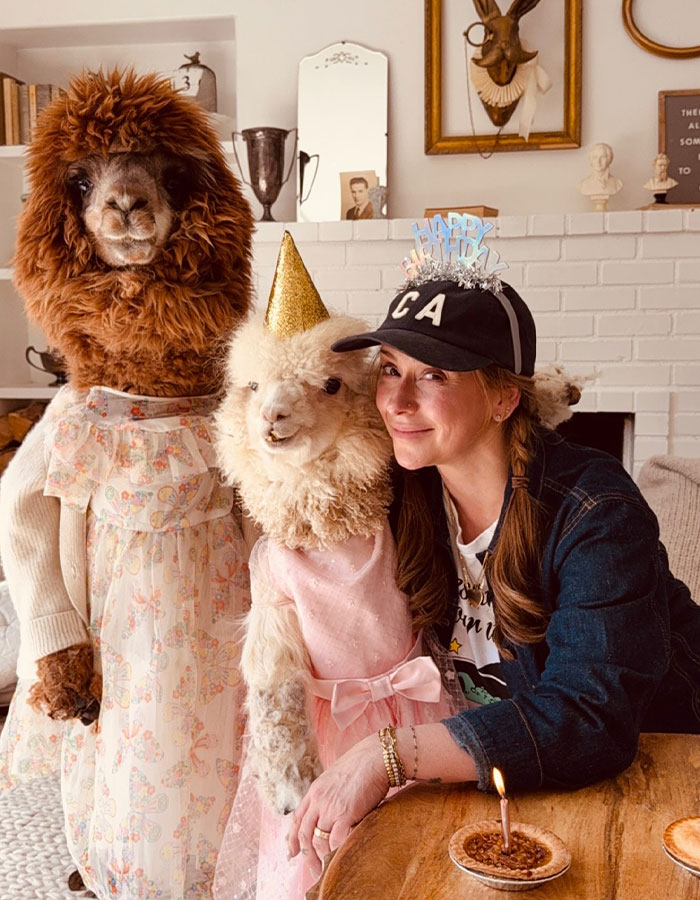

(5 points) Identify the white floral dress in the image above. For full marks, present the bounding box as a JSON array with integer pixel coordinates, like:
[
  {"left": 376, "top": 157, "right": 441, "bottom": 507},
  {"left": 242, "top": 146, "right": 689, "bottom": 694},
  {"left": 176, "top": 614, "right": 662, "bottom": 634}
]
[{"left": 0, "top": 387, "right": 250, "bottom": 899}]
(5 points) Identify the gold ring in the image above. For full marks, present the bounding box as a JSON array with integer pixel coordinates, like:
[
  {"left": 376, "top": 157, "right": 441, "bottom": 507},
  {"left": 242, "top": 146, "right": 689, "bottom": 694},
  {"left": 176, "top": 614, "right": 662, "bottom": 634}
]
[{"left": 313, "top": 826, "right": 331, "bottom": 840}]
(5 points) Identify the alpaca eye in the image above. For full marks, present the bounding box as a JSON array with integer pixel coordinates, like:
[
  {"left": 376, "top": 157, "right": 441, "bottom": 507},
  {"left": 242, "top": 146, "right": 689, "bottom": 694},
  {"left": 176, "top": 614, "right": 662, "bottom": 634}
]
[
  {"left": 248, "top": 382, "right": 258, "bottom": 392},
  {"left": 324, "top": 378, "right": 341, "bottom": 395},
  {"left": 67, "top": 173, "right": 92, "bottom": 197},
  {"left": 162, "top": 162, "right": 191, "bottom": 206},
  {"left": 164, "top": 175, "right": 183, "bottom": 197}
]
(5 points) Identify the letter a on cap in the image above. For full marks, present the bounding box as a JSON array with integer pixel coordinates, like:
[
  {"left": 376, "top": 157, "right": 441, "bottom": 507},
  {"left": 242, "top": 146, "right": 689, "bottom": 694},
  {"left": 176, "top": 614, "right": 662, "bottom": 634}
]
[{"left": 414, "top": 293, "right": 445, "bottom": 327}]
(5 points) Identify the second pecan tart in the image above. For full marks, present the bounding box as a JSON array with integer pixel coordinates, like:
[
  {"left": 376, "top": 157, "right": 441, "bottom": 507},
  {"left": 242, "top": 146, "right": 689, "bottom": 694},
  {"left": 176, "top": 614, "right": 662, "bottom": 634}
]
[{"left": 663, "top": 817, "right": 700, "bottom": 873}]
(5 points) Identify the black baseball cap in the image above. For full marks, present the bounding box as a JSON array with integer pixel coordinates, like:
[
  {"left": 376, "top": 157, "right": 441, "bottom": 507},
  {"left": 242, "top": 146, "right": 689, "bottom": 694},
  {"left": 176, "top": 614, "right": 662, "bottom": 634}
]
[{"left": 331, "top": 279, "right": 536, "bottom": 376}]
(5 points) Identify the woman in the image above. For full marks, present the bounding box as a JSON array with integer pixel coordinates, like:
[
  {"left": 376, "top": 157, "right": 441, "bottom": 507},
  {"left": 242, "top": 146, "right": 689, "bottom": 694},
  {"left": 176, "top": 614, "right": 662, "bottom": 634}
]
[{"left": 286, "top": 270, "right": 700, "bottom": 878}]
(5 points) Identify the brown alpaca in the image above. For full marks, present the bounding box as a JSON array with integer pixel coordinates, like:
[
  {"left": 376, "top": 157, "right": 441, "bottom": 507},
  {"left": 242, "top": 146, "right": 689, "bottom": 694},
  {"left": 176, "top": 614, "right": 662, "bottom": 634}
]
[
  {"left": 13, "top": 69, "right": 252, "bottom": 721},
  {"left": 1, "top": 69, "right": 254, "bottom": 899},
  {"left": 15, "top": 68, "right": 253, "bottom": 397}
]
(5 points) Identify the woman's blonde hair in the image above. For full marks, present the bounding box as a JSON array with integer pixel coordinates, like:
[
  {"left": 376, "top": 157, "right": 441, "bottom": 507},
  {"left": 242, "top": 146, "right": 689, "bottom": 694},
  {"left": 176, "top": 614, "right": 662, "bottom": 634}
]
[{"left": 394, "top": 364, "right": 548, "bottom": 652}]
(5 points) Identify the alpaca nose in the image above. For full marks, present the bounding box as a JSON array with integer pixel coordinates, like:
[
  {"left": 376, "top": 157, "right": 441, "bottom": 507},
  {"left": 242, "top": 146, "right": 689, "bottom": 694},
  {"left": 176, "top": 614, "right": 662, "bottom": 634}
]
[
  {"left": 106, "top": 191, "right": 149, "bottom": 216},
  {"left": 260, "top": 384, "right": 296, "bottom": 424},
  {"left": 261, "top": 404, "right": 289, "bottom": 424}
]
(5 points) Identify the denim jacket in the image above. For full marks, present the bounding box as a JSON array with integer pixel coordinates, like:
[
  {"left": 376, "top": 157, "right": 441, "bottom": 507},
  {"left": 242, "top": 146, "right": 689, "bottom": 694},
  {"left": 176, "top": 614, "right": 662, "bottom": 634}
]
[{"left": 393, "top": 430, "right": 700, "bottom": 792}]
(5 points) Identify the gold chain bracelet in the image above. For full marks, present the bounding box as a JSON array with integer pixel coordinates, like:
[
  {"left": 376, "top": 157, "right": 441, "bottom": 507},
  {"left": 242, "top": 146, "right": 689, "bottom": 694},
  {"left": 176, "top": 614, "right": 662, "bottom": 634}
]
[{"left": 378, "top": 725, "right": 407, "bottom": 788}]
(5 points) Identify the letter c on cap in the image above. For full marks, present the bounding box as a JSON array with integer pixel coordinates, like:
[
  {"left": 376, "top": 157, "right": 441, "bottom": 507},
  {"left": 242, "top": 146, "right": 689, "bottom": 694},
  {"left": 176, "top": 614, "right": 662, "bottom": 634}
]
[{"left": 391, "top": 290, "right": 420, "bottom": 319}]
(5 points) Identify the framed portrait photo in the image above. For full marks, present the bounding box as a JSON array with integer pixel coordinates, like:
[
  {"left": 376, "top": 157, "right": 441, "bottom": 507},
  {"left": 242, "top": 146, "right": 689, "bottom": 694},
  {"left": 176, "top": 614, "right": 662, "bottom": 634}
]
[
  {"left": 425, "top": 0, "right": 582, "bottom": 154},
  {"left": 340, "top": 170, "right": 381, "bottom": 220}
]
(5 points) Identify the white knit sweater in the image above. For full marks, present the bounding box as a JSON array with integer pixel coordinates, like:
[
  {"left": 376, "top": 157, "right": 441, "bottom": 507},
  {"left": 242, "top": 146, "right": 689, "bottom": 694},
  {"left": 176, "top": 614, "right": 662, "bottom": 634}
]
[{"left": 0, "top": 388, "right": 90, "bottom": 679}]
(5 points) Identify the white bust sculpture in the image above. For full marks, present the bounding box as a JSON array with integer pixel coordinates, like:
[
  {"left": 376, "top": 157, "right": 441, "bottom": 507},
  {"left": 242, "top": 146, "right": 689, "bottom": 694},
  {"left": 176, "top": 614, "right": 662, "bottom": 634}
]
[
  {"left": 644, "top": 153, "right": 678, "bottom": 198},
  {"left": 579, "top": 142, "right": 623, "bottom": 211}
]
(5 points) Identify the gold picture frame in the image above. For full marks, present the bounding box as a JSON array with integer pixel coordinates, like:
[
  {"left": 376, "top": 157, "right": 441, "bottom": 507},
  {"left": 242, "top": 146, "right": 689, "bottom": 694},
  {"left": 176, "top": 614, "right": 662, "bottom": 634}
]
[
  {"left": 425, "top": 0, "right": 582, "bottom": 155},
  {"left": 622, "top": 0, "right": 700, "bottom": 60}
]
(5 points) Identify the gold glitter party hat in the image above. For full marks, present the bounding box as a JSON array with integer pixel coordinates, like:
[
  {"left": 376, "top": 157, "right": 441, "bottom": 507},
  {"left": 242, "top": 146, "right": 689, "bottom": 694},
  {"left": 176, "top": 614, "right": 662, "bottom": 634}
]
[{"left": 265, "top": 231, "right": 330, "bottom": 338}]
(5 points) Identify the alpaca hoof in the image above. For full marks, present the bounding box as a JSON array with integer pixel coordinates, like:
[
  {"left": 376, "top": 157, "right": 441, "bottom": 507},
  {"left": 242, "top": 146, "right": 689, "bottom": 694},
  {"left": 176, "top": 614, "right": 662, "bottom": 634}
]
[
  {"left": 68, "top": 870, "right": 85, "bottom": 891},
  {"left": 74, "top": 694, "right": 100, "bottom": 726}
]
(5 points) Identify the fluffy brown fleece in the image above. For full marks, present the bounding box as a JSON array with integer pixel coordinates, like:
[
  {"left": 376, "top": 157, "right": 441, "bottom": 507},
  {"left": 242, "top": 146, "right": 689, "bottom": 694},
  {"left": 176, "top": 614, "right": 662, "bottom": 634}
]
[
  {"left": 13, "top": 68, "right": 253, "bottom": 395},
  {"left": 28, "top": 645, "right": 102, "bottom": 724}
]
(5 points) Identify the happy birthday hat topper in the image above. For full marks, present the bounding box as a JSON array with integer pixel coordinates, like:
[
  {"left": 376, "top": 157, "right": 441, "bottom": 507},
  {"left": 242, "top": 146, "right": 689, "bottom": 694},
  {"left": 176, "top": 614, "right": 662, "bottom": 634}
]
[{"left": 400, "top": 213, "right": 508, "bottom": 293}]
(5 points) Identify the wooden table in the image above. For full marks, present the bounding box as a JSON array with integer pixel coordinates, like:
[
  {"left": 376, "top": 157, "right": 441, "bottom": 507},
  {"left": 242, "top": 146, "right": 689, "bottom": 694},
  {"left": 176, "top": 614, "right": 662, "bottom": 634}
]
[{"left": 310, "top": 733, "right": 700, "bottom": 899}]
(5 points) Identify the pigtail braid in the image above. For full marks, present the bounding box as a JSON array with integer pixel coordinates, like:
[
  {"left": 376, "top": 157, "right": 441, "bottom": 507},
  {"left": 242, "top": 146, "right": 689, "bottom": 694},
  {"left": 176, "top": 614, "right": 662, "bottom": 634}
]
[{"left": 477, "top": 368, "right": 549, "bottom": 656}]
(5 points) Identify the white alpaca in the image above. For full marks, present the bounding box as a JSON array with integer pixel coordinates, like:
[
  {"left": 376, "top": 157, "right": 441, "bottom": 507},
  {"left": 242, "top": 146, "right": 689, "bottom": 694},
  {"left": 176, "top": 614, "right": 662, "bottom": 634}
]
[
  {"left": 212, "top": 308, "right": 457, "bottom": 900},
  {"left": 215, "top": 315, "right": 399, "bottom": 810}
]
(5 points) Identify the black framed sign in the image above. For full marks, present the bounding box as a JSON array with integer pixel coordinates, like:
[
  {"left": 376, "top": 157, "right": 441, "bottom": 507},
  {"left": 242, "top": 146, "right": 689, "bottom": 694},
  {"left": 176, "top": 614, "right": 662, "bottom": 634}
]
[{"left": 659, "top": 90, "right": 700, "bottom": 206}]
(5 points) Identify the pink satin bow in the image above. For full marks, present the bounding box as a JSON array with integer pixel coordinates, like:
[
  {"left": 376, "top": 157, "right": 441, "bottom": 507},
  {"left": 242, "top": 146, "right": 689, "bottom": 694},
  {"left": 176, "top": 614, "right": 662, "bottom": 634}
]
[{"left": 329, "top": 656, "right": 443, "bottom": 729}]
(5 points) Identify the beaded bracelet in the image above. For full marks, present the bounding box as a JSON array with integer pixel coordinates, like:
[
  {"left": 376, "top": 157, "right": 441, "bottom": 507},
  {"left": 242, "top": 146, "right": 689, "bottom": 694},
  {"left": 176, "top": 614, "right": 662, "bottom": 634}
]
[
  {"left": 378, "top": 725, "right": 407, "bottom": 788},
  {"left": 409, "top": 723, "right": 419, "bottom": 780}
]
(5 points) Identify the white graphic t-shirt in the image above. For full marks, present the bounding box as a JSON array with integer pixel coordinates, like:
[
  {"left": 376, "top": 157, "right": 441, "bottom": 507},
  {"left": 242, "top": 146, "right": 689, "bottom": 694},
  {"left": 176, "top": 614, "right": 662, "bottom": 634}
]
[{"left": 444, "top": 494, "right": 508, "bottom": 705}]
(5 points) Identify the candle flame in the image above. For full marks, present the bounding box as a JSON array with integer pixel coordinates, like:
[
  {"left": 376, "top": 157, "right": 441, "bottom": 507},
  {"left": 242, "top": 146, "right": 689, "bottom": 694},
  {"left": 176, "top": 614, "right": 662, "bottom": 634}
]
[{"left": 492, "top": 767, "right": 506, "bottom": 798}]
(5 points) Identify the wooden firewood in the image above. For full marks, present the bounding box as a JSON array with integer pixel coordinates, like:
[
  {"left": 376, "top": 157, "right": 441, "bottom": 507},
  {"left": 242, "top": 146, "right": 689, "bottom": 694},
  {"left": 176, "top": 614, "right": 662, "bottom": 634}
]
[
  {"left": 8, "top": 401, "right": 47, "bottom": 443},
  {"left": 0, "top": 415, "right": 12, "bottom": 451},
  {"left": 0, "top": 446, "right": 16, "bottom": 475}
]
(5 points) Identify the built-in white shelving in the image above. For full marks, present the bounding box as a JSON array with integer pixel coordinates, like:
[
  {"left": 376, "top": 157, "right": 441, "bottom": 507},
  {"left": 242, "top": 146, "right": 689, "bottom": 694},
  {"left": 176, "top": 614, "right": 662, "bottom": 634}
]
[{"left": 0, "top": 385, "right": 58, "bottom": 400}]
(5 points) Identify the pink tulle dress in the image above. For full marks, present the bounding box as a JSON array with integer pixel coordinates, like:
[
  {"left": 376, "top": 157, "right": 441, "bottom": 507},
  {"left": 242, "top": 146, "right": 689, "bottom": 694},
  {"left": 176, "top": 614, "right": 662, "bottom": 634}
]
[{"left": 213, "top": 520, "right": 455, "bottom": 900}]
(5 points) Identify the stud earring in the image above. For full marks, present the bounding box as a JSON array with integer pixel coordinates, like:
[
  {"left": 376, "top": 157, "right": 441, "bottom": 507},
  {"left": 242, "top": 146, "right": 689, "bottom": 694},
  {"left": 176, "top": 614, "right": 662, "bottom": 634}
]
[{"left": 494, "top": 413, "right": 502, "bottom": 422}]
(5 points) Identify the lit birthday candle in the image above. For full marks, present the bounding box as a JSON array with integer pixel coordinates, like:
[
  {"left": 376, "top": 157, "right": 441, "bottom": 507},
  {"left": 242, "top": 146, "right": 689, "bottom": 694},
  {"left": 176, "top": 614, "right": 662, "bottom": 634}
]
[{"left": 492, "top": 767, "right": 511, "bottom": 855}]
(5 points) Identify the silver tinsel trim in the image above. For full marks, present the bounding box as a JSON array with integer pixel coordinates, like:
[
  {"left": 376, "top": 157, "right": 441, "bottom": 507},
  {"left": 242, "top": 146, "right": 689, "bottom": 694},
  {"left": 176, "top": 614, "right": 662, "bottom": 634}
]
[{"left": 400, "top": 256, "right": 504, "bottom": 294}]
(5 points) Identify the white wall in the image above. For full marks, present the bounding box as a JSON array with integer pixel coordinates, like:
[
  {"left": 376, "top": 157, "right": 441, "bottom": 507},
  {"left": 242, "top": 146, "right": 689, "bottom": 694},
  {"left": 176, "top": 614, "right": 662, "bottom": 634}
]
[{"left": 2, "top": 0, "right": 699, "bottom": 221}]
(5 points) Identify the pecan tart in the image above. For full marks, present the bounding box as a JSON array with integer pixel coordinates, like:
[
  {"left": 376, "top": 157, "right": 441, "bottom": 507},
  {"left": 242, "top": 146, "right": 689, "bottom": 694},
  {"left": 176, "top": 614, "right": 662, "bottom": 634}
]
[
  {"left": 663, "top": 817, "right": 700, "bottom": 875},
  {"left": 449, "top": 819, "right": 571, "bottom": 884}
]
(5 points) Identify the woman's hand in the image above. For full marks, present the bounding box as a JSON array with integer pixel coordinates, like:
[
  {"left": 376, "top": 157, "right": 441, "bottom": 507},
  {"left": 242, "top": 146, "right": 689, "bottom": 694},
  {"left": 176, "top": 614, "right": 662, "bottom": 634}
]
[
  {"left": 287, "top": 722, "right": 477, "bottom": 879},
  {"left": 287, "top": 733, "right": 388, "bottom": 879}
]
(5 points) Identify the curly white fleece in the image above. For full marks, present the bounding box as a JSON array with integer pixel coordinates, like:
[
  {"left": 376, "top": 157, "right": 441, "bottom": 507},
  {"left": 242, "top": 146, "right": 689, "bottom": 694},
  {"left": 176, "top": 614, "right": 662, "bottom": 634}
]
[{"left": 214, "top": 315, "right": 393, "bottom": 550}]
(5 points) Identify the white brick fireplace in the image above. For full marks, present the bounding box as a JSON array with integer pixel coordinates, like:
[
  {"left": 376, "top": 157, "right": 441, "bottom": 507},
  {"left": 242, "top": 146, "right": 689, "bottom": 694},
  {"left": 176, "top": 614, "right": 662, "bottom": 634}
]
[{"left": 251, "top": 210, "right": 700, "bottom": 478}]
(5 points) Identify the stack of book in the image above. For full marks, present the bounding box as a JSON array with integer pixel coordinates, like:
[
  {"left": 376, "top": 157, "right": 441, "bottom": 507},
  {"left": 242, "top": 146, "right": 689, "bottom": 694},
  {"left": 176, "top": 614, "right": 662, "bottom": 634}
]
[{"left": 1, "top": 73, "right": 64, "bottom": 146}]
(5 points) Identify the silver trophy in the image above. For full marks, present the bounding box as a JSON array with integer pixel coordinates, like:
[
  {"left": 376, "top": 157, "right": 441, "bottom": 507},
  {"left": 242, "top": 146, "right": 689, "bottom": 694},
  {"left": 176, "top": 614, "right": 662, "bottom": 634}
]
[{"left": 232, "top": 127, "right": 297, "bottom": 221}]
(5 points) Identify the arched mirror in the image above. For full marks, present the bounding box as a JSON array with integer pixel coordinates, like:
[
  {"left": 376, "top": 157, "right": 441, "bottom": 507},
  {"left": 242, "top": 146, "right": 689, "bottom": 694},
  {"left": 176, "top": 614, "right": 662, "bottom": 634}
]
[{"left": 297, "top": 41, "right": 388, "bottom": 222}]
